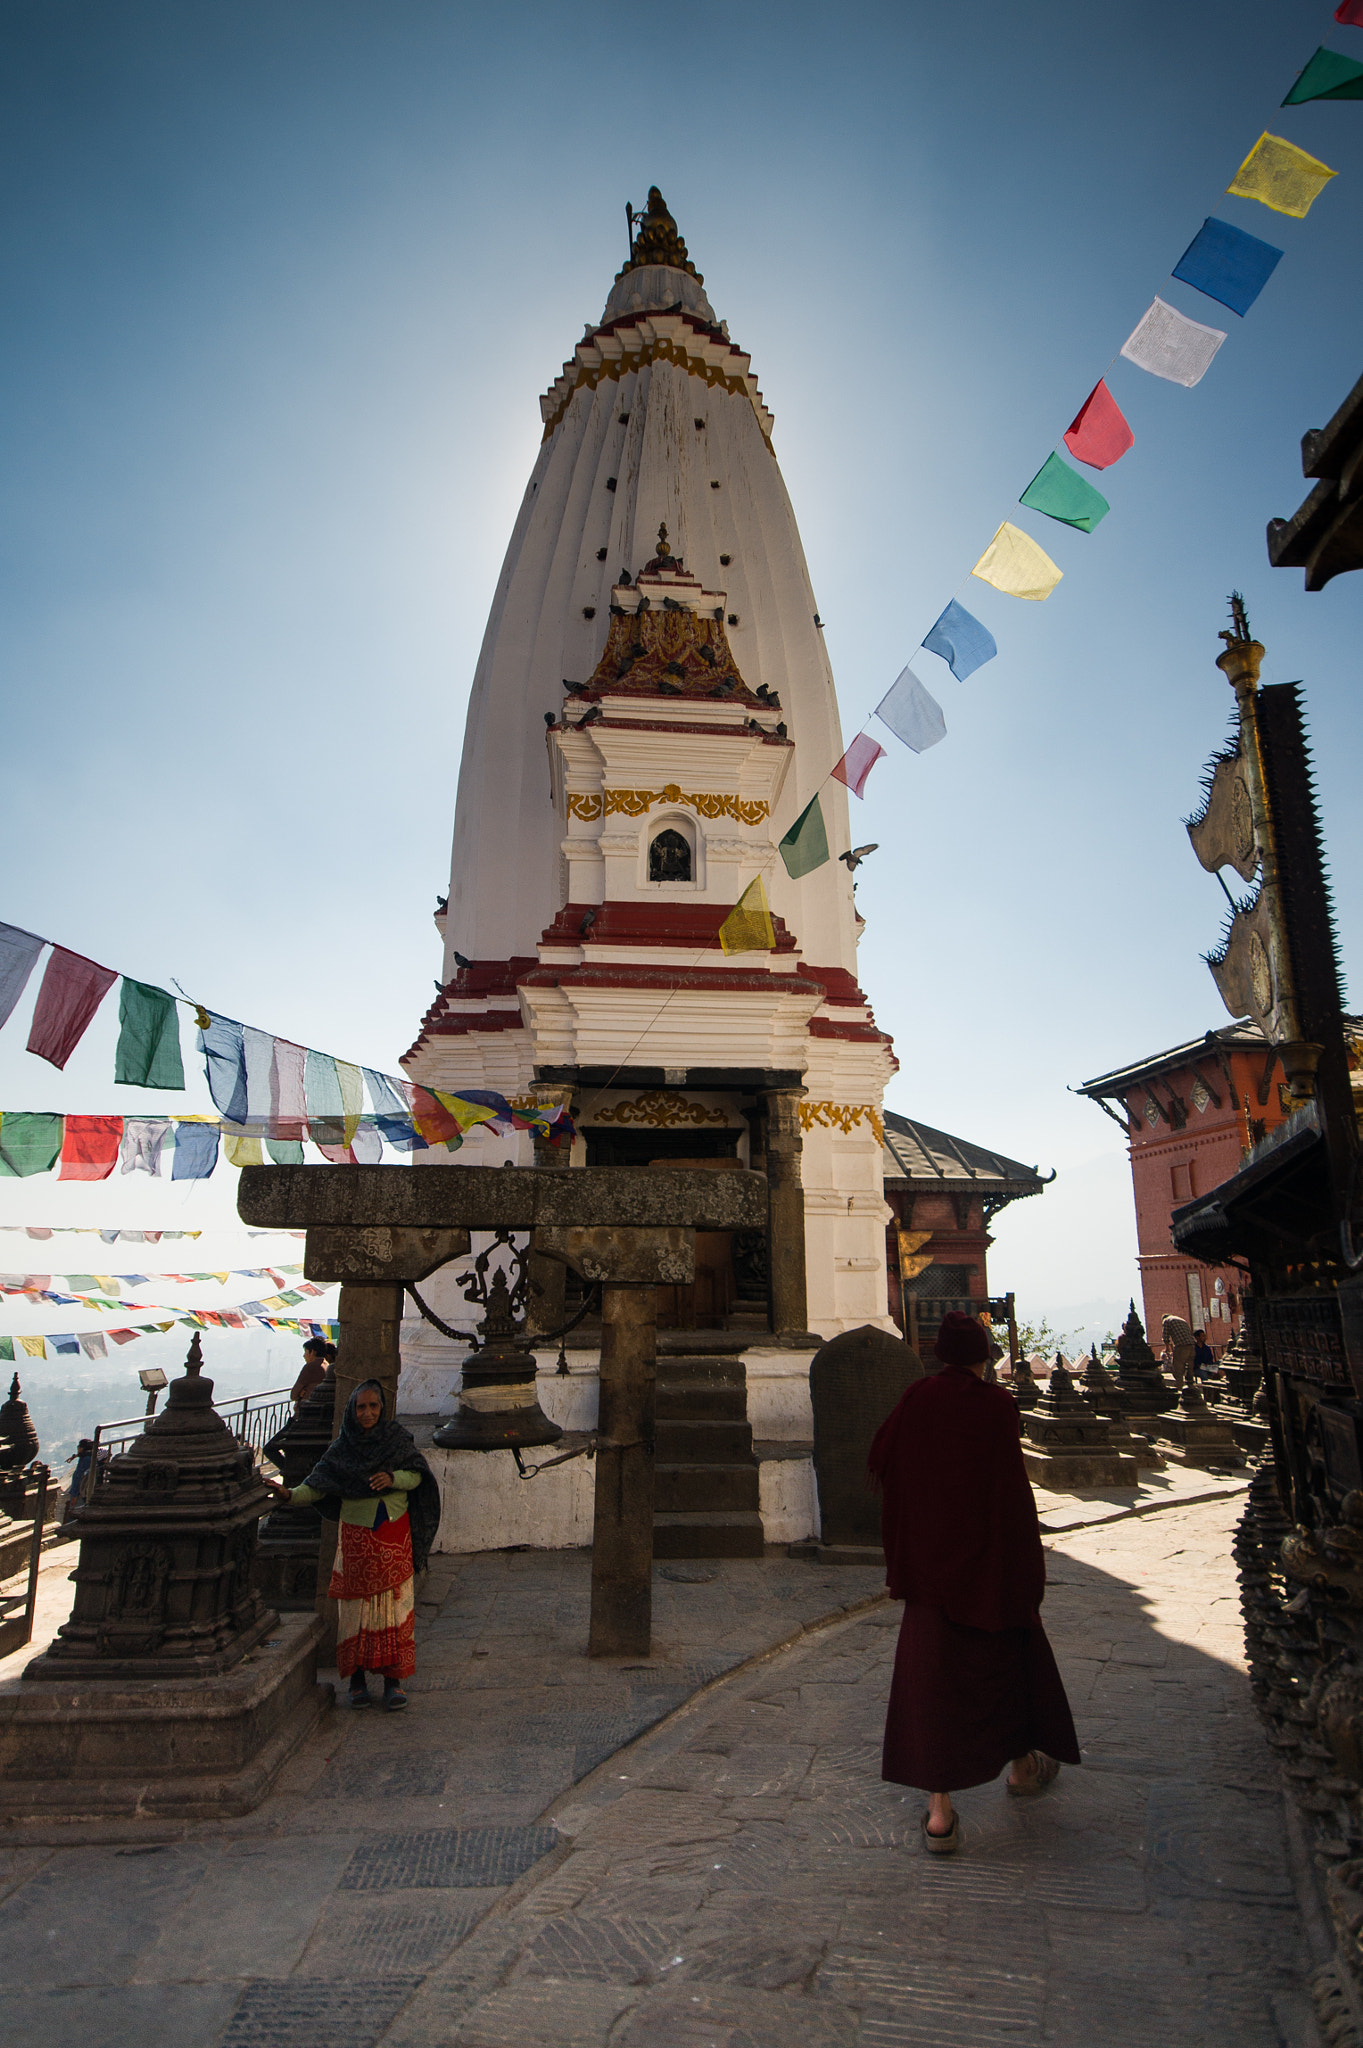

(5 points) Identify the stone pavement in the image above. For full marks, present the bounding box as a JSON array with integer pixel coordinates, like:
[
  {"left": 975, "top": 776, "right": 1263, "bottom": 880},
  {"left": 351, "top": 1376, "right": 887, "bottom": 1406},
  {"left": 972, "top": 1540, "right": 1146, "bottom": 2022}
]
[{"left": 0, "top": 1482, "right": 1322, "bottom": 2047}]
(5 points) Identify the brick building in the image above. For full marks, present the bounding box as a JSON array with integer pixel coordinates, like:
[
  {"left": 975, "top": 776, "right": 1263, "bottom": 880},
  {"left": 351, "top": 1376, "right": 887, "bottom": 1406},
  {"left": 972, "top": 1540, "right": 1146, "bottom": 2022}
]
[{"left": 1077, "top": 1021, "right": 1297, "bottom": 1352}]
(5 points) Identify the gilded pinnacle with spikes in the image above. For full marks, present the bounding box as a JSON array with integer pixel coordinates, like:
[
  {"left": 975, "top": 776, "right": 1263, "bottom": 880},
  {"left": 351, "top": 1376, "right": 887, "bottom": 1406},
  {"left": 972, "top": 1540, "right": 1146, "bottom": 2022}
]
[
  {"left": 1217, "top": 589, "right": 1264, "bottom": 694},
  {"left": 620, "top": 187, "right": 702, "bottom": 284}
]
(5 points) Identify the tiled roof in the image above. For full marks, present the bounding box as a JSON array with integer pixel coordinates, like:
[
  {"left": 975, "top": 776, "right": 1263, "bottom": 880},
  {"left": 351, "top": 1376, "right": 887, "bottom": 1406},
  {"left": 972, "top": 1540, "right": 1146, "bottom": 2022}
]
[{"left": 882, "top": 1110, "right": 1047, "bottom": 1192}]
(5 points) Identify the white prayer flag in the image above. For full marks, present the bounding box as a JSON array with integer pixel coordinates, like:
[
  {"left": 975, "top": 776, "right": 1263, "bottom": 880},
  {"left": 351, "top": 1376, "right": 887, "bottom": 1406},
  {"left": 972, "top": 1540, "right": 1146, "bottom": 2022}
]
[
  {"left": 1120, "top": 297, "right": 1226, "bottom": 388},
  {"left": 874, "top": 664, "right": 947, "bottom": 754},
  {"left": 78, "top": 1332, "right": 108, "bottom": 1359}
]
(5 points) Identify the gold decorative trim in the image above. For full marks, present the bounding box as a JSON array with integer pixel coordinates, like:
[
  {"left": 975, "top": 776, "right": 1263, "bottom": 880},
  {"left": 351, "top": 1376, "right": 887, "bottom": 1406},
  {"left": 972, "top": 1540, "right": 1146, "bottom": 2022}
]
[
  {"left": 567, "top": 786, "right": 768, "bottom": 827},
  {"left": 542, "top": 335, "right": 772, "bottom": 446},
  {"left": 596, "top": 1091, "right": 728, "bottom": 1129},
  {"left": 800, "top": 1101, "right": 886, "bottom": 1143}
]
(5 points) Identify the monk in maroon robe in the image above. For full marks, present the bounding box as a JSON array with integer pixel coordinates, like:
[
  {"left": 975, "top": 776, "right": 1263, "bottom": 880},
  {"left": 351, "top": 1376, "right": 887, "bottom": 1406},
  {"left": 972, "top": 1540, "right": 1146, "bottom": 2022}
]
[{"left": 868, "top": 1311, "right": 1079, "bottom": 1853}]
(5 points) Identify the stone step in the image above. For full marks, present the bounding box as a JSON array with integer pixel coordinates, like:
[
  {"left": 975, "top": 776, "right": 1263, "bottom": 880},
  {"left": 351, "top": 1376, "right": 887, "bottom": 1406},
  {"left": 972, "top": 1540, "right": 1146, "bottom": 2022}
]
[
  {"left": 655, "top": 1462, "right": 761, "bottom": 1514},
  {"left": 655, "top": 1417, "right": 756, "bottom": 1462},
  {"left": 653, "top": 1509, "right": 766, "bottom": 1559},
  {"left": 655, "top": 1383, "right": 747, "bottom": 1422}
]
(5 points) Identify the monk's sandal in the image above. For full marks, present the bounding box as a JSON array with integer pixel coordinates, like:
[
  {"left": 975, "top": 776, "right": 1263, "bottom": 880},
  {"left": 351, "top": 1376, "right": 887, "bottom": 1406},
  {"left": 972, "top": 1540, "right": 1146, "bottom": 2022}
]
[
  {"left": 1006, "top": 1750, "right": 1060, "bottom": 1796},
  {"left": 920, "top": 1812, "right": 960, "bottom": 1855}
]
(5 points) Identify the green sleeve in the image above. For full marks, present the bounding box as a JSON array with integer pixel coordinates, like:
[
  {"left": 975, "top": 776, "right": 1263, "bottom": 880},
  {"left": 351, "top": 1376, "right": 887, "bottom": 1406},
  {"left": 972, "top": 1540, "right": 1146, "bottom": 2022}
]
[
  {"left": 389, "top": 1468, "right": 421, "bottom": 1492},
  {"left": 290, "top": 1483, "right": 323, "bottom": 1504}
]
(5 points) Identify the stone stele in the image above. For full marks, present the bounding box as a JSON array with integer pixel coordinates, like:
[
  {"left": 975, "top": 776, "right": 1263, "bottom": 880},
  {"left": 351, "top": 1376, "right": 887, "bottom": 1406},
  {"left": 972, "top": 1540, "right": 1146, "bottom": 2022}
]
[
  {"left": 802, "top": 1324, "right": 924, "bottom": 1564},
  {"left": 0, "top": 1338, "right": 329, "bottom": 1824}
]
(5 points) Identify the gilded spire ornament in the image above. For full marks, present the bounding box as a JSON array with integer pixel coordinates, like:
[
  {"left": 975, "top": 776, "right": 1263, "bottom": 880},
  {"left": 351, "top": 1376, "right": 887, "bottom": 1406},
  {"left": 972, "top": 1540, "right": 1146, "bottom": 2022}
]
[{"left": 620, "top": 188, "right": 703, "bottom": 283}]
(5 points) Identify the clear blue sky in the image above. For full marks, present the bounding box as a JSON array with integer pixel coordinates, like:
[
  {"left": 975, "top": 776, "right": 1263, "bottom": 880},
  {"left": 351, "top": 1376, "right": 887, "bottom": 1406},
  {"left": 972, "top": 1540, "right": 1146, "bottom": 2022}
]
[{"left": 2, "top": 0, "right": 1361, "bottom": 1333}]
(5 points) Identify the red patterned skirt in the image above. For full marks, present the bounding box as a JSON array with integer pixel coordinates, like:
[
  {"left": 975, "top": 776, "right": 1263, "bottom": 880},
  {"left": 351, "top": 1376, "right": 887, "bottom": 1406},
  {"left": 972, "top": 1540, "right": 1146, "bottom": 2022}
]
[{"left": 328, "top": 1509, "right": 416, "bottom": 1680}]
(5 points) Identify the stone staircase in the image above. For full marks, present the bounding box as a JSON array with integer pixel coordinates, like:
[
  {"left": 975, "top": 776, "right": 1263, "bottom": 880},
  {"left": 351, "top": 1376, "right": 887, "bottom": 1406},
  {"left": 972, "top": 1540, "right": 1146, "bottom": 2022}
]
[{"left": 653, "top": 1355, "right": 764, "bottom": 1559}]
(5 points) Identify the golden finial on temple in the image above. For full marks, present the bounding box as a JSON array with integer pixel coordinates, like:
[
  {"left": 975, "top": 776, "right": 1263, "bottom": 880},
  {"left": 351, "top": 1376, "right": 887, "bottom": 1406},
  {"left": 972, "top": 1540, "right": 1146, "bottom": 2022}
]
[{"left": 620, "top": 188, "right": 703, "bottom": 285}]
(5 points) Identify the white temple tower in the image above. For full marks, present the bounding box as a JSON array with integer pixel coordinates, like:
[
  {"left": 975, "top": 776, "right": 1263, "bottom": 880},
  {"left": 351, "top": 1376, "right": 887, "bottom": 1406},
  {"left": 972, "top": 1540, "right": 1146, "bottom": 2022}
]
[{"left": 404, "top": 190, "right": 896, "bottom": 1340}]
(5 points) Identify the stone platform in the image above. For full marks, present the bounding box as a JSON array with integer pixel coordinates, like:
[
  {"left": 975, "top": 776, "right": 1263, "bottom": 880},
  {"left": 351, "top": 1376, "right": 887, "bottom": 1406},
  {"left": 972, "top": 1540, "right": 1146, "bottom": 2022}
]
[{"left": 0, "top": 1613, "right": 330, "bottom": 1825}]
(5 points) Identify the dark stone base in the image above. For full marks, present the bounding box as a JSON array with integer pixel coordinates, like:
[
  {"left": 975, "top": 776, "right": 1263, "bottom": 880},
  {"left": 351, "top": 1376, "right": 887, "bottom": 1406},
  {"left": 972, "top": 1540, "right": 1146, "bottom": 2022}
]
[
  {"left": 0, "top": 1512, "right": 33, "bottom": 1583},
  {"left": 653, "top": 1510, "right": 764, "bottom": 1559},
  {"left": 787, "top": 1540, "right": 884, "bottom": 1568},
  {"left": 0, "top": 1613, "right": 330, "bottom": 1824},
  {"left": 1150, "top": 1411, "right": 1247, "bottom": 1470},
  {"left": 1021, "top": 1446, "right": 1139, "bottom": 1490},
  {"left": 26, "top": 1598, "right": 278, "bottom": 1684},
  {"left": 1233, "top": 1417, "right": 1272, "bottom": 1457},
  {"left": 251, "top": 1538, "right": 323, "bottom": 1613}
]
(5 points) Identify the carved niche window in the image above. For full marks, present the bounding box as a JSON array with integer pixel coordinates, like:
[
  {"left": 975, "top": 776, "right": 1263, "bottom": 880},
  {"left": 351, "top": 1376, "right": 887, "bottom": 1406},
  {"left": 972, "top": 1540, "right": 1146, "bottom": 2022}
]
[{"left": 649, "top": 828, "right": 692, "bottom": 883}]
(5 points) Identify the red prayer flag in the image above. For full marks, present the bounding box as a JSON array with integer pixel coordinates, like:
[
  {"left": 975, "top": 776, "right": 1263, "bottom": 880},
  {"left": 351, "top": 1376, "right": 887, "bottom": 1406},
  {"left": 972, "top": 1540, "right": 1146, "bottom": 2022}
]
[
  {"left": 830, "top": 733, "right": 886, "bottom": 800},
  {"left": 107, "top": 1328, "right": 140, "bottom": 1345},
  {"left": 58, "top": 1115, "right": 123, "bottom": 1182},
  {"left": 26, "top": 947, "right": 117, "bottom": 1069},
  {"left": 1063, "top": 380, "right": 1134, "bottom": 471},
  {"left": 410, "top": 1086, "right": 462, "bottom": 1146},
  {"left": 1337, "top": 1, "right": 1363, "bottom": 25}
]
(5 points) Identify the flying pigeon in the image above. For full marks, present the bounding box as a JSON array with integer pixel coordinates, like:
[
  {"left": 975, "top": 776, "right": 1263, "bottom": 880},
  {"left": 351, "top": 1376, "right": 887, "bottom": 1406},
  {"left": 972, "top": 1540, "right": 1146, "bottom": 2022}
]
[{"left": 839, "top": 844, "right": 879, "bottom": 871}]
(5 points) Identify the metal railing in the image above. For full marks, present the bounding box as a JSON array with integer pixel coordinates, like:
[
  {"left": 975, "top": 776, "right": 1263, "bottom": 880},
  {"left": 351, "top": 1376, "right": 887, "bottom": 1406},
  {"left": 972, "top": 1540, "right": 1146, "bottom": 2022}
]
[{"left": 83, "top": 1387, "right": 294, "bottom": 1501}]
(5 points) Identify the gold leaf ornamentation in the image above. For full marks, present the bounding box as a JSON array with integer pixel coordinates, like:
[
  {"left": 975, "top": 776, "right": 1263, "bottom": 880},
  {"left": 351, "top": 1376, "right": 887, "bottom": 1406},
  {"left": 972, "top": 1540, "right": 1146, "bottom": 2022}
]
[
  {"left": 799, "top": 1101, "right": 886, "bottom": 1143},
  {"left": 567, "top": 787, "right": 769, "bottom": 825},
  {"left": 595, "top": 1091, "right": 728, "bottom": 1129},
  {"left": 566, "top": 793, "right": 604, "bottom": 821}
]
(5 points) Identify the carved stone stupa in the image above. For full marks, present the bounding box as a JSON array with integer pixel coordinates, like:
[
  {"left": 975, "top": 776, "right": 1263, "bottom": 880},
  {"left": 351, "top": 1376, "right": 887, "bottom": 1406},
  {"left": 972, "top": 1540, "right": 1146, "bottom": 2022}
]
[
  {"left": 1151, "top": 1376, "right": 1248, "bottom": 1472},
  {"left": 1, "top": 1337, "right": 329, "bottom": 1823},
  {"left": 1020, "top": 1359, "right": 1138, "bottom": 1491},
  {"left": 253, "top": 1367, "right": 338, "bottom": 1611},
  {"left": 1113, "top": 1300, "right": 1174, "bottom": 1426},
  {"left": 1081, "top": 1343, "right": 1164, "bottom": 1470}
]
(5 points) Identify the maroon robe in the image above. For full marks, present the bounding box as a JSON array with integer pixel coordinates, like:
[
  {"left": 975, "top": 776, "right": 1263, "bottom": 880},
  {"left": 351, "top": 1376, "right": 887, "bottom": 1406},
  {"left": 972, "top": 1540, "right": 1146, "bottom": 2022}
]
[{"left": 868, "top": 1363, "right": 1079, "bottom": 1791}]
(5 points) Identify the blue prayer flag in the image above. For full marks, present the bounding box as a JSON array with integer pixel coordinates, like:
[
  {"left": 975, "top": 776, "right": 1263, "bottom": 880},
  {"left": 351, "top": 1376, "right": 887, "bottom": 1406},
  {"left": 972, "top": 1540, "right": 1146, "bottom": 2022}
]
[
  {"left": 171, "top": 1123, "right": 220, "bottom": 1181},
  {"left": 1172, "top": 217, "right": 1283, "bottom": 318},
  {"left": 874, "top": 665, "right": 947, "bottom": 754},
  {"left": 922, "top": 600, "right": 997, "bottom": 682},
  {"left": 376, "top": 1115, "right": 424, "bottom": 1151},
  {"left": 48, "top": 1334, "right": 79, "bottom": 1355},
  {"left": 196, "top": 1013, "right": 248, "bottom": 1124},
  {"left": 363, "top": 1067, "right": 408, "bottom": 1117}
]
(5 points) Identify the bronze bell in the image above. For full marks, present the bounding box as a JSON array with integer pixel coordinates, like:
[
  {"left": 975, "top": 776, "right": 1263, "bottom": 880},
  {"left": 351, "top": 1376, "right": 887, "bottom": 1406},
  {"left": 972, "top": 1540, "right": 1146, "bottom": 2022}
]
[{"left": 432, "top": 1248, "right": 563, "bottom": 1453}]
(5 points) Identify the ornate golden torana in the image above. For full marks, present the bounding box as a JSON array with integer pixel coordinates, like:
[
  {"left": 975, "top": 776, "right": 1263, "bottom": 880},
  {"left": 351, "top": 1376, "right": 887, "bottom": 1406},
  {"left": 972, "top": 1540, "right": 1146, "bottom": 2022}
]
[
  {"left": 566, "top": 786, "right": 769, "bottom": 827},
  {"left": 596, "top": 1091, "right": 728, "bottom": 1130},
  {"left": 587, "top": 601, "right": 752, "bottom": 702},
  {"left": 800, "top": 1100, "right": 886, "bottom": 1143}
]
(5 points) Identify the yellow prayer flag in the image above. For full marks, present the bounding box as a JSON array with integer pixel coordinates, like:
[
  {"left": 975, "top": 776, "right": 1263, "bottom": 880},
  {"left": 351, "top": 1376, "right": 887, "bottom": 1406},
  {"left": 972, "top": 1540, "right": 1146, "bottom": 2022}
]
[
  {"left": 91, "top": 1275, "right": 118, "bottom": 1292},
  {"left": 17, "top": 1334, "right": 45, "bottom": 1357},
  {"left": 719, "top": 875, "right": 776, "bottom": 956},
  {"left": 971, "top": 522, "right": 1063, "bottom": 602},
  {"left": 222, "top": 1135, "right": 263, "bottom": 1168},
  {"left": 1228, "top": 133, "right": 1336, "bottom": 218},
  {"left": 432, "top": 1091, "right": 503, "bottom": 1134},
  {"left": 337, "top": 1060, "right": 364, "bottom": 1145}
]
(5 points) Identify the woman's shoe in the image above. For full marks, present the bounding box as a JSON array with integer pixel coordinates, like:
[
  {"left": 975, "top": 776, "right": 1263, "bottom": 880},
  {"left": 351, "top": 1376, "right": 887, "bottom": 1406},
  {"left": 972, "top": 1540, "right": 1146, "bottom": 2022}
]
[
  {"left": 920, "top": 1811, "right": 960, "bottom": 1855},
  {"left": 349, "top": 1675, "right": 372, "bottom": 1708},
  {"left": 1006, "top": 1750, "right": 1060, "bottom": 1796},
  {"left": 383, "top": 1682, "right": 408, "bottom": 1712}
]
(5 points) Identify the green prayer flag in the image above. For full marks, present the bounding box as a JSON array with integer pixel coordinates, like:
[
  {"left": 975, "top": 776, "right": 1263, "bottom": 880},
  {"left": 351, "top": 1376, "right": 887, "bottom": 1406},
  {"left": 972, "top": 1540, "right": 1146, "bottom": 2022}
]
[
  {"left": 115, "top": 978, "right": 185, "bottom": 1090},
  {"left": 1283, "top": 47, "right": 1363, "bottom": 105},
  {"left": 266, "top": 1138, "right": 305, "bottom": 1166},
  {"left": 0, "top": 1112, "right": 63, "bottom": 1178},
  {"left": 778, "top": 794, "right": 830, "bottom": 879},
  {"left": 1020, "top": 452, "right": 1110, "bottom": 533},
  {"left": 0, "top": 1338, "right": 12, "bottom": 1363}
]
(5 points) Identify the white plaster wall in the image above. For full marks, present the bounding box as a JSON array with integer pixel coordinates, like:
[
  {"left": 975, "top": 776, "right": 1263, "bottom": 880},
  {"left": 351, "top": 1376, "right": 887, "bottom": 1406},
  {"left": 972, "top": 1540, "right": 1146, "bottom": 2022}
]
[{"left": 760, "top": 1458, "right": 820, "bottom": 1545}]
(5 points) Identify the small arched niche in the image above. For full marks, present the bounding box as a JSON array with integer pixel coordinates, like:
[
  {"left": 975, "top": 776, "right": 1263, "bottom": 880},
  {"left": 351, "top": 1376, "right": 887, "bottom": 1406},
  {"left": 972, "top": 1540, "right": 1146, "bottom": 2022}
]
[{"left": 649, "top": 826, "right": 693, "bottom": 883}]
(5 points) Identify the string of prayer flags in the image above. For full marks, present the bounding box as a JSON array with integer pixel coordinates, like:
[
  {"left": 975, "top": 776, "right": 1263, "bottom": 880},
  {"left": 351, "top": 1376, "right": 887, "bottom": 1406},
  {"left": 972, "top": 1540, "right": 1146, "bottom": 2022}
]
[
  {"left": 171, "top": 1122, "right": 219, "bottom": 1181},
  {"left": 874, "top": 666, "right": 947, "bottom": 754},
  {"left": 26, "top": 948, "right": 117, "bottom": 1070},
  {"left": 922, "top": 600, "right": 997, "bottom": 681},
  {"left": 114, "top": 979, "right": 184, "bottom": 1090},
  {"left": 0, "top": 1113, "right": 63, "bottom": 1179},
  {"left": 1064, "top": 382, "right": 1134, "bottom": 470},
  {"left": 58, "top": 1116, "right": 122, "bottom": 1182},
  {"left": 1172, "top": 218, "right": 1283, "bottom": 317},
  {"left": 1120, "top": 298, "right": 1226, "bottom": 387},
  {"left": 1227, "top": 133, "right": 1337, "bottom": 218},
  {"left": 971, "top": 522, "right": 1063, "bottom": 601},
  {"left": 1283, "top": 46, "right": 1363, "bottom": 105},
  {"left": 0, "top": 925, "right": 44, "bottom": 1030},
  {"left": 1019, "top": 452, "right": 1110, "bottom": 534},
  {"left": 778, "top": 794, "right": 830, "bottom": 879},
  {"left": 831, "top": 734, "right": 885, "bottom": 800},
  {"left": 198, "top": 1013, "right": 249, "bottom": 1123},
  {"left": 719, "top": 876, "right": 776, "bottom": 956}
]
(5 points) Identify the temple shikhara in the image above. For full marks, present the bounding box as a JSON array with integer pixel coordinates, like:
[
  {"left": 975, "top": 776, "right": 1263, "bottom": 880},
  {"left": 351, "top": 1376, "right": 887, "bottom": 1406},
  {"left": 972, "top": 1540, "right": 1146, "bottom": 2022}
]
[{"left": 403, "top": 190, "right": 896, "bottom": 1345}]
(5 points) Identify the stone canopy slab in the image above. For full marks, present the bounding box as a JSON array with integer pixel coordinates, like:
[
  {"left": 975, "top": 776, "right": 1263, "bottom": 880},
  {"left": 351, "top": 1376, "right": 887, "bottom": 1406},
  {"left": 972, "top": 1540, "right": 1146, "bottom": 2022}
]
[{"left": 238, "top": 1164, "right": 768, "bottom": 1235}]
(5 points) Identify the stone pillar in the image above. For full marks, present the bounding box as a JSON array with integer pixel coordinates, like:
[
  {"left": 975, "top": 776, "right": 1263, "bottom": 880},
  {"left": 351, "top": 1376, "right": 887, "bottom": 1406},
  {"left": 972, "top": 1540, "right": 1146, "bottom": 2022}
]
[
  {"left": 526, "top": 1088, "right": 575, "bottom": 1339},
  {"left": 316, "top": 1281, "right": 404, "bottom": 1646},
  {"left": 588, "top": 1285, "right": 657, "bottom": 1658},
  {"left": 761, "top": 1088, "right": 808, "bottom": 1336}
]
